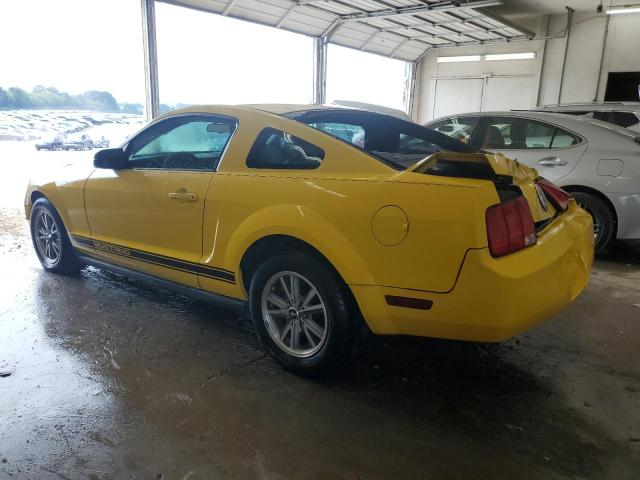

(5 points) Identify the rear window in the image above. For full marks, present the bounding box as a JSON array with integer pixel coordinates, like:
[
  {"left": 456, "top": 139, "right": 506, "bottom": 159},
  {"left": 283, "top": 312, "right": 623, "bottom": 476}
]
[{"left": 285, "top": 109, "right": 478, "bottom": 170}]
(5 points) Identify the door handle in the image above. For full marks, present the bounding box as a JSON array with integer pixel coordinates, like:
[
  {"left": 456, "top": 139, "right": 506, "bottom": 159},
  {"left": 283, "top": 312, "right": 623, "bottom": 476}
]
[
  {"left": 537, "top": 156, "right": 567, "bottom": 167},
  {"left": 169, "top": 189, "right": 198, "bottom": 202}
]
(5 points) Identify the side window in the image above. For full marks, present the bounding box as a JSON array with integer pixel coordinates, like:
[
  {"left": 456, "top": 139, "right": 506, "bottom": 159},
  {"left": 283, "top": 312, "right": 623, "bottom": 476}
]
[
  {"left": 483, "top": 117, "right": 578, "bottom": 149},
  {"left": 551, "top": 128, "right": 581, "bottom": 148},
  {"left": 428, "top": 117, "right": 478, "bottom": 144},
  {"left": 126, "top": 115, "right": 236, "bottom": 170},
  {"left": 308, "top": 122, "right": 365, "bottom": 147},
  {"left": 610, "top": 111, "right": 640, "bottom": 128},
  {"left": 246, "top": 128, "right": 325, "bottom": 169}
]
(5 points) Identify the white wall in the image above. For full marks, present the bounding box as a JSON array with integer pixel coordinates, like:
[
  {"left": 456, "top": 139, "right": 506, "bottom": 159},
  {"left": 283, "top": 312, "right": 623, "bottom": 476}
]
[{"left": 414, "top": 11, "right": 640, "bottom": 123}]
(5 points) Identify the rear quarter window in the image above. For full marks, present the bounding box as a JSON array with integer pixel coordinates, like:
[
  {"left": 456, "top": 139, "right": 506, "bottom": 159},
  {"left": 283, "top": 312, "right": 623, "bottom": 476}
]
[{"left": 246, "top": 128, "right": 325, "bottom": 170}]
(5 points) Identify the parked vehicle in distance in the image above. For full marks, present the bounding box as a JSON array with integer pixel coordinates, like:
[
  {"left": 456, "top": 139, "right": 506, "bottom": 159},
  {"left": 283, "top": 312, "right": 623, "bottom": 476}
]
[
  {"left": 93, "top": 136, "right": 110, "bottom": 148},
  {"left": 533, "top": 102, "right": 640, "bottom": 133},
  {"left": 25, "top": 105, "right": 593, "bottom": 376},
  {"left": 35, "top": 136, "right": 63, "bottom": 151},
  {"left": 426, "top": 111, "right": 640, "bottom": 252},
  {"left": 63, "top": 134, "right": 93, "bottom": 151}
]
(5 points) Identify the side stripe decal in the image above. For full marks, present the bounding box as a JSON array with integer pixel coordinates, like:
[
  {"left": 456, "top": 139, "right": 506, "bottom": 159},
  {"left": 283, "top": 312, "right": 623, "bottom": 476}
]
[{"left": 71, "top": 235, "right": 235, "bottom": 284}]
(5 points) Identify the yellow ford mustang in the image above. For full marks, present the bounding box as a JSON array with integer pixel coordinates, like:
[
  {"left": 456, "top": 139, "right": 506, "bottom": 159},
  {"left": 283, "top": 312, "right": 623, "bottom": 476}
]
[{"left": 24, "top": 105, "right": 594, "bottom": 375}]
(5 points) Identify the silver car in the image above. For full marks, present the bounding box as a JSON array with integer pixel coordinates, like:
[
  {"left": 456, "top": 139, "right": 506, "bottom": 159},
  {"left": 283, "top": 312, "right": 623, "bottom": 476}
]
[
  {"left": 425, "top": 111, "right": 640, "bottom": 252},
  {"left": 534, "top": 102, "right": 640, "bottom": 133}
]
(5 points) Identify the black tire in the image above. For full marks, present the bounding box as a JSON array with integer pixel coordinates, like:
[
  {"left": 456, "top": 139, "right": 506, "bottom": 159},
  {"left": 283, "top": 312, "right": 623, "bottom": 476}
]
[
  {"left": 30, "top": 198, "right": 81, "bottom": 274},
  {"left": 572, "top": 191, "right": 615, "bottom": 253},
  {"left": 249, "top": 252, "right": 354, "bottom": 377}
]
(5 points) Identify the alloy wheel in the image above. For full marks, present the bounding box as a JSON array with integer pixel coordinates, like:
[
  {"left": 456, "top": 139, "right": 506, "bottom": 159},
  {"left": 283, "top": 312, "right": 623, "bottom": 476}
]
[
  {"left": 261, "top": 271, "right": 328, "bottom": 358},
  {"left": 34, "top": 210, "right": 61, "bottom": 266}
]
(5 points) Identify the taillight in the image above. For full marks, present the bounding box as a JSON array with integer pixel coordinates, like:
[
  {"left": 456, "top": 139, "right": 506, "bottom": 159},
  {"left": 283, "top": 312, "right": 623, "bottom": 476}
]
[
  {"left": 537, "top": 178, "right": 571, "bottom": 212},
  {"left": 486, "top": 196, "right": 537, "bottom": 257}
]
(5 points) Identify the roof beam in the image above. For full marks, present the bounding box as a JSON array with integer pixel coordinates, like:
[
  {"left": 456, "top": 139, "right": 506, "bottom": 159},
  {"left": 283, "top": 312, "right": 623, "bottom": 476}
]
[
  {"left": 339, "top": 0, "right": 502, "bottom": 22},
  {"left": 360, "top": 30, "right": 379, "bottom": 51},
  {"left": 389, "top": 39, "right": 410, "bottom": 58},
  {"left": 376, "top": 24, "right": 514, "bottom": 37},
  {"left": 222, "top": 0, "right": 237, "bottom": 16},
  {"left": 276, "top": 4, "right": 297, "bottom": 28}
]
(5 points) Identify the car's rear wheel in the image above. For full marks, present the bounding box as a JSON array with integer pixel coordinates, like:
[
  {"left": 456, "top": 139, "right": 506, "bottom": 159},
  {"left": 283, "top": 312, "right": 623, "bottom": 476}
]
[
  {"left": 249, "top": 252, "right": 354, "bottom": 377},
  {"left": 572, "top": 191, "right": 614, "bottom": 253},
  {"left": 30, "top": 198, "right": 81, "bottom": 274}
]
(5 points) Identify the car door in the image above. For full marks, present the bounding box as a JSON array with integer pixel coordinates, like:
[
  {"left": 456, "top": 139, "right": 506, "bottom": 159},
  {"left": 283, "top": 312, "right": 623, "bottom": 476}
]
[
  {"left": 476, "top": 116, "right": 588, "bottom": 182},
  {"left": 83, "top": 114, "right": 237, "bottom": 287}
]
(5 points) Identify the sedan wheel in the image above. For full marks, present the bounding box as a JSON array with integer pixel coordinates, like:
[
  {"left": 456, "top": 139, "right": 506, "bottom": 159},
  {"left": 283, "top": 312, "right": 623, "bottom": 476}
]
[{"left": 572, "top": 191, "right": 614, "bottom": 253}]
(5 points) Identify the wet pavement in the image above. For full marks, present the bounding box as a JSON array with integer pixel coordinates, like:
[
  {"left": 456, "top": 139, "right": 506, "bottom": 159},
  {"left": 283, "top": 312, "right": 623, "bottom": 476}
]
[{"left": 1, "top": 198, "right": 640, "bottom": 478}]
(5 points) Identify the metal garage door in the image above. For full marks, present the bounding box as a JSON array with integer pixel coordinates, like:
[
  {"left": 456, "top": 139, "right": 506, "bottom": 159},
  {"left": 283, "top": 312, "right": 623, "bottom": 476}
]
[
  {"left": 432, "top": 76, "right": 537, "bottom": 120},
  {"left": 481, "top": 76, "right": 537, "bottom": 111},
  {"left": 433, "top": 78, "right": 484, "bottom": 119}
]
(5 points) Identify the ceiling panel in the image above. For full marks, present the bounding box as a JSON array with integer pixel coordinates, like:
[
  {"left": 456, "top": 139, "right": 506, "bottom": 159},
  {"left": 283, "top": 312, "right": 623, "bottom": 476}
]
[{"left": 159, "top": 0, "right": 536, "bottom": 61}]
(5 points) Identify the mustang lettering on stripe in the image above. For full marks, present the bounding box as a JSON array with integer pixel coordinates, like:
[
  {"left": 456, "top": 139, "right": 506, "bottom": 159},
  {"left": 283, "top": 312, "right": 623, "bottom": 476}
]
[{"left": 71, "top": 235, "right": 235, "bottom": 284}]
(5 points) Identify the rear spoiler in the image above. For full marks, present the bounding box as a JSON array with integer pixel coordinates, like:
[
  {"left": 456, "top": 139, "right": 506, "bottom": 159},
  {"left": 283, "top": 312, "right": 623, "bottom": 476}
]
[{"left": 409, "top": 152, "right": 513, "bottom": 182}]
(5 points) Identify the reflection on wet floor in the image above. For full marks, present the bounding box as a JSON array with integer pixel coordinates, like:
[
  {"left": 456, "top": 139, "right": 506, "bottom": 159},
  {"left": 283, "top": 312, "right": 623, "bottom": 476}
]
[{"left": 1, "top": 209, "right": 639, "bottom": 479}]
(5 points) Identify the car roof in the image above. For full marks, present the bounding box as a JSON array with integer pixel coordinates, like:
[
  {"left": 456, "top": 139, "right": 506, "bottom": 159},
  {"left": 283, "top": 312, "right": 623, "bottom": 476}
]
[
  {"left": 537, "top": 102, "right": 640, "bottom": 111},
  {"left": 162, "top": 103, "right": 396, "bottom": 120},
  {"left": 428, "top": 110, "right": 587, "bottom": 123},
  {"left": 534, "top": 102, "right": 640, "bottom": 114},
  {"left": 241, "top": 104, "right": 354, "bottom": 115}
]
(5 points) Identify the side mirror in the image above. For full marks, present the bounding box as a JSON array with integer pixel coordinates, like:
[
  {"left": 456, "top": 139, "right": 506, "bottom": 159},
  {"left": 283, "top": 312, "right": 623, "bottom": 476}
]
[{"left": 94, "top": 148, "right": 127, "bottom": 170}]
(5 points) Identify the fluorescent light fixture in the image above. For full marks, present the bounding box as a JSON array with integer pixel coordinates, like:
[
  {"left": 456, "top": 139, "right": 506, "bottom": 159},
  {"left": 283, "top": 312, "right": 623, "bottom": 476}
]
[
  {"left": 437, "top": 55, "right": 482, "bottom": 63},
  {"left": 437, "top": 53, "right": 536, "bottom": 63},
  {"left": 606, "top": 4, "right": 640, "bottom": 14},
  {"left": 486, "top": 52, "right": 536, "bottom": 61}
]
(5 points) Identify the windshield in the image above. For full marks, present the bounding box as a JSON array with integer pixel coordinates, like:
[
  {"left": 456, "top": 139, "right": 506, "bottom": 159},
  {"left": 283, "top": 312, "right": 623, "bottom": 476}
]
[{"left": 284, "top": 109, "right": 479, "bottom": 170}]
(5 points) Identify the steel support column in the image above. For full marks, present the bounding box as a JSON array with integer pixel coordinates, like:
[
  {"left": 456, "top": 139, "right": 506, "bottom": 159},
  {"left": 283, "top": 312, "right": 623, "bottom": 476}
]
[
  {"left": 141, "top": 0, "right": 160, "bottom": 120},
  {"left": 557, "top": 7, "right": 574, "bottom": 104},
  {"left": 404, "top": 61, "right": 417, "bottom": 118},
  {"left": 313, "top": 37, "right": 328, "bottom": 104}
]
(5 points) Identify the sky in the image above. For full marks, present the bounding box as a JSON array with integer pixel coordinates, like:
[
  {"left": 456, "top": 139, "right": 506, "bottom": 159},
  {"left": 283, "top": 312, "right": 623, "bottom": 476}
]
[{"left": 1, "top": 0, "right": 408, "bottom": 110}]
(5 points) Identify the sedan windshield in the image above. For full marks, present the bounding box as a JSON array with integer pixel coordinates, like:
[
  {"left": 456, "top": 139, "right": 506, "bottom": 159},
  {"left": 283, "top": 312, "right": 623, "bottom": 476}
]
[{"left": 285, "top": 109, "right": 479, "bottom": 170}]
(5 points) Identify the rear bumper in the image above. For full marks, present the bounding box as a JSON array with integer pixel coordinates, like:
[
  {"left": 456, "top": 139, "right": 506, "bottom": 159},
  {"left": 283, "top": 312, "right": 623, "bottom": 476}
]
[{"left": 351, "top": 200, "right": 594, "bottom": 342}]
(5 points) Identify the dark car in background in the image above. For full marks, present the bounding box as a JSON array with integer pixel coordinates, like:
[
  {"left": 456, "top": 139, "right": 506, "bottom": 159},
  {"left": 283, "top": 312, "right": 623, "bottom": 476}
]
[
  {"left": 35, "top": 137, "right": 63, "bottom": 151},
  {"left": 63, "top": 134, "right": 93, "bottom": 151}
]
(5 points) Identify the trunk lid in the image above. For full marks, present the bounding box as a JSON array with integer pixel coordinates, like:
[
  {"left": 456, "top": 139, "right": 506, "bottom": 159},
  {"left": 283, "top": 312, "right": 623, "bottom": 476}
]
[{"left": 406, "top": 152, "right": 556, "bottom": 223}]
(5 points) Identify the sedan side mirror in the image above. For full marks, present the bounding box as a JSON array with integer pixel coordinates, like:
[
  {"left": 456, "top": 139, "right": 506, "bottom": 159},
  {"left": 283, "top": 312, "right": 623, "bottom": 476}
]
[{"left": 94, "top": 148, "right": 127, "bottom": 170}]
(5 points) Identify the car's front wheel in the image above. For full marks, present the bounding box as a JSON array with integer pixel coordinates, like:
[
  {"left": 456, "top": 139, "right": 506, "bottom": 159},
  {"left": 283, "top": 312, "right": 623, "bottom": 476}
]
[
  {"left": 249, "top": 252, "right": 354, "bottom": 377},
  {"left": 30, "top": 198, "right": 81, "bottom": 274},
  {"left": 572, "top": 191, "right": 615, "bottom": 253}
]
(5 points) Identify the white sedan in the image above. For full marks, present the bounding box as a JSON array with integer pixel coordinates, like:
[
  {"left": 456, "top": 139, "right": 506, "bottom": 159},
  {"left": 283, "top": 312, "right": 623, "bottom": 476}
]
[{"left": 425, "top": 111, "right": 640, "bottom": 252}]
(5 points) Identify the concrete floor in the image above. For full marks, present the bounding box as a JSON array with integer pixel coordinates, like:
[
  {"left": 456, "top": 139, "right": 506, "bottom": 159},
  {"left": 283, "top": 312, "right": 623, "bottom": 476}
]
[{"left": 1, "top": 203, "right": 639, "bottom": 479}]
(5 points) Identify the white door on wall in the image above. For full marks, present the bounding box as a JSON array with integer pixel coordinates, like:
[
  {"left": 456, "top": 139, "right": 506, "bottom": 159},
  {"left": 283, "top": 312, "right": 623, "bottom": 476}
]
[
  {"left": 433, "top": 78, "right": 483, "bottom": 119},
  {"left": 481, "top": 76, "right": 537, "bottom": 111}
]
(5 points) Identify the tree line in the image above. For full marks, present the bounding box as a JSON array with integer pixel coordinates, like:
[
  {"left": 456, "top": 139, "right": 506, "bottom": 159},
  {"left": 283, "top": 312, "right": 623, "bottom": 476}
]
[{"left": 0, "top": 85, "right": 145, "bottom": 114}]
